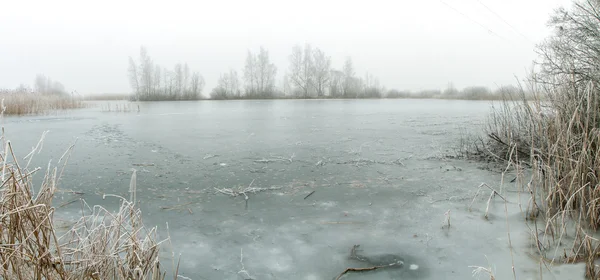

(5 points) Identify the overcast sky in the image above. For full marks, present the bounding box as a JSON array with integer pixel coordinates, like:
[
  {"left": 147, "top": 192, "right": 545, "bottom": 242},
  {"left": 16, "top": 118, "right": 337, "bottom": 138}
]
[{"left": 0, "top": 0, "right": 573, "bottom": 95}]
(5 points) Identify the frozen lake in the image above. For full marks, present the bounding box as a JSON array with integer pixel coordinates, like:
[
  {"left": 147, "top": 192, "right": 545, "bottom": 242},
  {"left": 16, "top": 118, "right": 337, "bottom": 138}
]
[{"left": 4, "top": 99, "right": 584, "bottom": 279}]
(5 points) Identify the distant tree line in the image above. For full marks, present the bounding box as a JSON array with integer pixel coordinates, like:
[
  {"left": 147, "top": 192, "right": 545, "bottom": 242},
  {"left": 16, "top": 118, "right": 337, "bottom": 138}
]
[
  {"left": 0, "top": 75, "right": 68, "bottom": 96},
  {"left": 34, "top": 74, "right": 67, "bottom": 95},
  {"left": 210, "top": 44, "right": 385, "bottom": 100},
  {"left": 127, "top": 44, "right": 520, "bottom": 101},
  {"left": 386, "top": 84, "right": 523, "bottom": 100},
  {"left": 128, "top": 47, "right": 205, "bottom": 101}
]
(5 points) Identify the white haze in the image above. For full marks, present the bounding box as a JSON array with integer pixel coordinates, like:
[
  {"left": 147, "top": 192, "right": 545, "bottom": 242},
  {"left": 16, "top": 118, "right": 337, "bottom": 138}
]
[{"left": 0, "top": 0, "right": 573, "bottom": 95}]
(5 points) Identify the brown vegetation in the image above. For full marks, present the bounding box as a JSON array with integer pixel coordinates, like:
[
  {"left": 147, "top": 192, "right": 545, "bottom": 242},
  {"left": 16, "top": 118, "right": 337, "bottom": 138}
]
[
  {"left": 473, "top": 0, "right": 600, "bottom": 277},
  {"left": 0, "top": 123, "right": 172, "bottom": 279},
  {"left": 99, "top": 102, "right": 139, "bottom": 113},
  {"left": 0, "top": 91, "right": 85, "bottom": 115}
]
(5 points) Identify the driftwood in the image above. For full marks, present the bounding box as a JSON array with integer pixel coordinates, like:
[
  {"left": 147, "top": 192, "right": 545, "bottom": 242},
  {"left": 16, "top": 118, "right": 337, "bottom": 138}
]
[
  {"left": 334, "top": 264, "right": 395, "bottom": 280},
  {"left": 304, "top": 190, "right": 315, "bottom": 200},
  {"left": 132, "top": 163, "right": 155, "bottom": 167},
  {"left": 334, "top": 245, "right": 403, "bottom": 279}
]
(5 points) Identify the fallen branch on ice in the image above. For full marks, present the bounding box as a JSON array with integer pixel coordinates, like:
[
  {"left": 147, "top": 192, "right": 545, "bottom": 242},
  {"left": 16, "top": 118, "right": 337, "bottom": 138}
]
[
  {"left": 335, "top": 245, "right": 403, "bottom": 280},
  {"left": 254, "top": 153, "right": 295, "bottom": 164},
  {"left": 238, "top": 248, "right": 254, "bottom": 280},
  {"left": 214, "top": 179, "right": 282, "bottom": 200}
]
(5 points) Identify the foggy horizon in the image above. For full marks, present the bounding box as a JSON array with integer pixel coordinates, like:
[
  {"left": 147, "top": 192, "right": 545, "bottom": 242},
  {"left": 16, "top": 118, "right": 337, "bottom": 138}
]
[{"left": 1, "top": 0, "right": 572, "bottom": 95}]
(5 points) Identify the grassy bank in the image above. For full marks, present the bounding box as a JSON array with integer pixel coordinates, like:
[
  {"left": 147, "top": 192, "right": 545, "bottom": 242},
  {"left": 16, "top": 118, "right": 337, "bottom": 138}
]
[{"left": 0, "top": 91, "right": 85, "bottom": 115}]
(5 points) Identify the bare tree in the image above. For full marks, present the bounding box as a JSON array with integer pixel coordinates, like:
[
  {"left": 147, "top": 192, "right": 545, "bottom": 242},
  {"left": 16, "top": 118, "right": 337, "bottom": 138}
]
[
  {"left": 35, "top": 74, "right": 48, "bottom": 94},
  {"left": 51, "top": 81, "right": 66, "bottom": 95},
  {"left": 153, "top": 65, "right": 162, "bottom": 96},
  {"left": 164, "top": 69, "right": 174, "bottom": 97},
  {"left": 183, "top": 63, "right": 190, "bottom": 97},
  {"left": 244, "top": 47, "right": 276, "bottom": 98},
  {"left": 462, "top": 86, "right": 491, "bottom": 99},
  {"left": 127, "top": 46, "right": 203, "bottom": 100},
  {"left": 244, "top": 51, "right": 257, "bottom": 96},
  {"left": 329, "top": 70, "right": 345, "bottom": 98},
  {"left": 288, "top": 45, "right": 304, "bottom": 97},
  {"left": 537, "top": 0, "right": 600, "bottom": 92},
  {"left": 288, "top": 44, "right": 314, "bottom": 97},
  {"left": 189, "top": 72, "right": 205, "bottom": 99},
  {"left": 312, "top": 48, "right": 331, "bottom": 97},
  {"left": 229, "top": 69, "right": 241, "bottom": 98},
  {"left": 342, "top": 57, "right": 358, "bottom": 97},
  {"left": 256, "top": 47, "right": 277, "bottom": 96},
  {"left": 33, "top": 74, "right": 66, "bottom": 95},
  {"left": 128, "top": 58, "right": 140, "bottom": 97},
  {"left": 443, "top": 82, "right": 458, "bottom": 97},
  {"left": 212, "top": 69, "right": 241, "bottom": 99},
  {"left": 362, "top": 72, "right": 382, "bottom": 98},
  {"left": 342, "top": 57, "right": 356, "bottom": 97},
  {"left": 282, "top": 74, "right": 292, "bottom": 97},
  {"left": 138, "top": 47, "right": 154, "bottom": 98},
  {"left": 174, "top": 63, "right": 183, "bottom": 99}
]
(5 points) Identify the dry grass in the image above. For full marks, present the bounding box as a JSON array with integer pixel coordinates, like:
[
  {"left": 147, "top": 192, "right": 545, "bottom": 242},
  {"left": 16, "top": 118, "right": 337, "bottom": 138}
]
[
  {"left": 0, "top": 91, "right": 86, "bottom": 115},
  {"left": 475, "top": 3, "right": 600, "bottom": 273},
  {"left": 481, "top": 80, "right": 600, "bottom": 277},
  {"left": 100, "top": 102, "right": 139, "bottom": 113},
  {"left": 0, "top": 115, "right": 172, "bottom": 279}
]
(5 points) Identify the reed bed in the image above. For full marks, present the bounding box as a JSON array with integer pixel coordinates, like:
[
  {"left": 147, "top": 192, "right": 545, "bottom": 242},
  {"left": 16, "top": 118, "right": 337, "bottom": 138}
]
[
  {"left": 0, "top": 121, "right": 171, "bottom": 279},
  {"left": 0, "top": 91, "right": 85, "bottom": 115},
  {"left": 485, "top": 82, "right": 600, "bottom": 278},
  {"left": 466, "top": 82, "right": 600, "bottom": 278},
  {"left": 481, "top": 59, "right": 600, "bottom": 279},
  {"left": 470, "top": 1, "right": 600, "bottom": 277},
  {"left": 100, "top": 102, "right": 139, "bottom": 113}
]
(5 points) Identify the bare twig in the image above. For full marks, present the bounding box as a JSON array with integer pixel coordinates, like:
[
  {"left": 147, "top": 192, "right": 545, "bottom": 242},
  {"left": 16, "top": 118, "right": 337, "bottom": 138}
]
[
  {"left": 254, "top": 153, "right": 295, "bottom": 164},
  {"left": 470, "top": 183, "right": 508, "bottom": 218},
  {"left": 238, "top": 248, "right": 253, "bottom": 280},
  {"left": 443, "top": 210, "right": 451, "bottom": 229},
  {"left": 335, "top": 246, "right": 403, "bottom": 280},
  {"left": 214, "top": 180, "right": 281, "bottom": 198},
  {"left": 202, "top": 154, "right": 218, "bottom": 160},
  {"left": 304, "top": 190, "right": 315, "bottom": 200},
  {"left": 469, "top": 255, "right": 496, "bottom": 280},
  {"left": 334, "top": 265, "right": 396, "bottom": 280},
  {"left": 132, "top": 163, "right": 155, "bottom": 167}
]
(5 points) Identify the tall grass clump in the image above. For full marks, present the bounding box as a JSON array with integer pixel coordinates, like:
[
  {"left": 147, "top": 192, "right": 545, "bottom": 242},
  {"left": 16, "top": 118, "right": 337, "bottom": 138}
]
[
  {"left": 0, "top": 115, "right": 172, "bottom": 279},
  {"left": 481, "top": 0, "right": 600, "bottom": 277},
  {"left": 0, "top": 90, "right": 85, "bottom": 115},
  {"left": 100, "top": 102, "right": 139, "bottom": 113}
]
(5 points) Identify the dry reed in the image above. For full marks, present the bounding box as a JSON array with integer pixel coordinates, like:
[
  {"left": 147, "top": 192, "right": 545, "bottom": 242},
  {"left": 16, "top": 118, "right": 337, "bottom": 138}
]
[
  {"left": 481, "top": 76, "right": 600, "bottom": 278},
  {"left": 0, "top": 91, "right": 85, "bottom": 115},
  {"left": 469, "top": 1, "right": 600, "bottom": 276},
  {"left": 0, "top": 118, "right": 172, "bottom": 279},
  {"left": 100, "top": 102, "right": 139, "bottom": 113}
]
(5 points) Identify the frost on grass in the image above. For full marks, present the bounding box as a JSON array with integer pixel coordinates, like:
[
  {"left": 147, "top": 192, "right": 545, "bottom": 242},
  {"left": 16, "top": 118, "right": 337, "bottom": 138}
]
[{"left": 0, "top": 124, "right": 176, "bottom": 279}]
